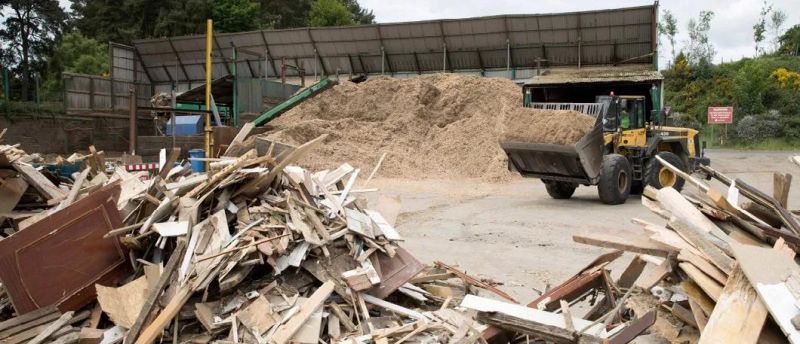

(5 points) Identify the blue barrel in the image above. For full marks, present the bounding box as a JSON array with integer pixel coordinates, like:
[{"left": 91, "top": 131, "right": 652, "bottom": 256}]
[{"left": 188, "top": 149, "right": 206, "bottom": 172}]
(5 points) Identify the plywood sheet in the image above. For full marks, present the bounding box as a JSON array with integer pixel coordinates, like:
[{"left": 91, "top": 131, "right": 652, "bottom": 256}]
[{"left": 0, "top": 183, "right": 129, "bottom": 314}]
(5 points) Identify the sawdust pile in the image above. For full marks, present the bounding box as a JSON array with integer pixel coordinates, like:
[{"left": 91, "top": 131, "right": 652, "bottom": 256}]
[
  {"left": 500, "top": 108, "right": 596, "bottom": 145},
  {"left": 265, "top": 74, "right": 594, "bottom": 181}
]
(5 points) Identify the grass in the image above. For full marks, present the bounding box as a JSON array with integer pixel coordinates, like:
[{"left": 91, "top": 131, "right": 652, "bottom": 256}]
[{"left": 700, "top": 135, "right": 800, "bottom": 151}]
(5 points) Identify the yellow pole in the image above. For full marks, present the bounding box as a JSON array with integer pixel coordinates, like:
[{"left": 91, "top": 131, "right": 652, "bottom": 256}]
[{"left": 204, "top": 19, "right": 213, "bottom": 170}]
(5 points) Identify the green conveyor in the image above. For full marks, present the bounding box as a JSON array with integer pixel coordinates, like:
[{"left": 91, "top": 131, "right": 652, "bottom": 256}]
[{"left": 251, "top": 77, "right": 337, "bottom": 126}]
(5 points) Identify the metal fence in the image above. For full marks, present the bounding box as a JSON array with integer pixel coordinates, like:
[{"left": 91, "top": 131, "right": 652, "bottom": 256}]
[
  {"left": 63, "top": 73, "right": 152, "bottom": 114},
  {"left": 64, "top": 44, "right": 153, "bottom": 114}
]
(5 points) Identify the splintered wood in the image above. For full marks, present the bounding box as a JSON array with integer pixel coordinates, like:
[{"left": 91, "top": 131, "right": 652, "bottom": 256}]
[
  {"left": 574, "top": 161, "right": 800, "bottom": 344},
  {"left": 3, "top": 133, "right": 593, "bottom": 344}
]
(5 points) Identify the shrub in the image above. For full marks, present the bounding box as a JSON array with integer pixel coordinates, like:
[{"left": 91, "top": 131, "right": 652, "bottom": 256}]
[{"left": 734, "top": 111, "right": 783, "bottom": 143}]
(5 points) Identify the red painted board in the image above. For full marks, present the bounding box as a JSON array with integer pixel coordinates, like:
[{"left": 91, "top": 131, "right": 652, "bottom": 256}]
[{"left": 0, "top": 183, "right": 130, "bottom": 314}]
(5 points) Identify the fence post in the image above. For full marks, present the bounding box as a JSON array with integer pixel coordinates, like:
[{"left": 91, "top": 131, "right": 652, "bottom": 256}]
[
  {"left": 129, "top": 88, "right": 136, "bottom": 154},
  {"left": 89, "top": 77, "right": 95, "bottom": 111}
]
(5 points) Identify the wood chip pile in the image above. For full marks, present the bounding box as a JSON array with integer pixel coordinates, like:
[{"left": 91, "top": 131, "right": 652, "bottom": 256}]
[
  {"left": 575, "top": 156, "right": 800, "bottom": 343},
  {"left": 0, "top": 130, "right": 665, "bottom": 344}
]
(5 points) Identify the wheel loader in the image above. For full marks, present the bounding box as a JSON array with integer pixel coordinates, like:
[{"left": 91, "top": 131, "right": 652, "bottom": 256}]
[{"left": 501, "top": 81, "right": 710, "bottom": 205}]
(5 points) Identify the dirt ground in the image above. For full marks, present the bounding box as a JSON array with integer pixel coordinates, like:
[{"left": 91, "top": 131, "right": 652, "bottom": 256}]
[{"left": 368, "top": 149, "right": 800, "bottom": 305}]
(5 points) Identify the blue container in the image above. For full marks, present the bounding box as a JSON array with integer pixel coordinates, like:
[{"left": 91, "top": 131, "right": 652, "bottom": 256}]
[
  {"left": 189, "top": 149, "right": 206, "bottom": 172},
  {"left": 166, "top": 115, "right": 204, "bottom": 136}
]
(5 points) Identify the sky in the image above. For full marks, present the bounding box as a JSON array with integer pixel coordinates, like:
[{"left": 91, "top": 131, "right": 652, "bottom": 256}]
[
  {"left": 49, "top": 0, "right": 800, "bottom": 66},
  {"left": 359, "top": 0, "right": 800, "bottom": 66}
]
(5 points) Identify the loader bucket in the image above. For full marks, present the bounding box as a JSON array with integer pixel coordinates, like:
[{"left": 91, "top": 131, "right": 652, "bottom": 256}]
[{"left": 500, "top": 117, "right": 604, "bottom": 185}]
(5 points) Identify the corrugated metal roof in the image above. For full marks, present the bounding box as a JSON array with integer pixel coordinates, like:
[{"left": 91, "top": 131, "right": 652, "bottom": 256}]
[
  {"left": 132, "top": 4, "right": 657, "bottom": 84},
  {"left": 525, "top": 65, "right": 663, "bottom": 85}
]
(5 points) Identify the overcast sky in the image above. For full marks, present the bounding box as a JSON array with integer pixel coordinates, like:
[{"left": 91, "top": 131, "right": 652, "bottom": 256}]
[{"left": 360, "top": 0, "right": 800, "bottom": 66}]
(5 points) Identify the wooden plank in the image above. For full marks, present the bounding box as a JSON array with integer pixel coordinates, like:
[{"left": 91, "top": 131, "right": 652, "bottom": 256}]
[
  {"left": 12, "top": 162, "right": 66, "bottom": 200},
  {"left": 656, "top": 187, "right": 733, "bottom": 258},
  {"left": 680, "top": 262, "right": 723, "bottom": 302},
  {"left": 699, "top": 265, "right": 768, "bottom": 344},
  {"left": 774, "top": 172, "right": 792, "bottom": 209},
  {"left": 236, "top": 134, "right": 327, "bottom": 198},
  {"left": 57, "top": 168, "right": 90, "bottom": 210},
  {"left": 271, "top": 281, "right": 335, "bottom": 344},
  {"left": 28, "top": 311, "right": 74, "bottom": 344},
  {"left": 0, "top": 177, "right": 27, "bottom": 214},
  {"left": 460, "top": 295, "right": 607, "bottom": 337},
  {"left": 476, "top": 312, "right": 604, "bottom": 344},
  {"left": 634, "top": 257, "right": 672, "bottom": 290},
  {"left": 682, "top": 281, "right": 715, "bottom": 316},
  {"left": 688, "top": 299, "right": 708, "bottom": 331},
  {"left": 126, "top": 242, "right": 186, "bottom": 343},
  {"left": 0, "top": 305, "right": 57, "bottom": 333},
  {"left": 668, "top": 217, "right": 734, "bottom": 275},
  {"left": 731, "top": 241, "right": 800, "bottom": 342},
  {"left": 0, "top": 312, "right": 61, "bottom": 339},
  {"left": 616, "top": 256, "right": 647, "bottom": 289},
  {"left": 671, "top": 303, "right": 698, "bottom": 328},
  {"left": 678, "top": 250, "right": 727, "bottom": 285},
  {"left": 573, "top": 232, "right": 674, "bottom": 257},
  {"left": 223, "top": 122, "right": 254, "bottom": 157}
]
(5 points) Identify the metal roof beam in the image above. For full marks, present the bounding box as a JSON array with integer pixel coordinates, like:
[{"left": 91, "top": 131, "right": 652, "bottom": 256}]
[
  {"left": 213, "top": 37, "right": 232, "bottom": 75},
  {"left": 132, "top": 47, "right": 155, "bottom": 84},
  {"left": 413, "top": 52, "right": 422, "bottom": 74},
  {"left": 439, "top": 21, "right": 453, "bottom": 72},
  {"left": 259, "top": 31, "right": 279, "bottom": 77},
  {"left": 161, "top": 65, "right": 174, "bottom": 83},
  {"left": 306, "top": 29, "right": 328, "bottom": 76},
  {"left": 376, "top": 26, "right": 393, "bottom": 75},
  {"left": 357, "top": 54, "right": 367, "bottom": 74},
  {"left": 167, "top": 38, "right": 189, "bottom": 81}
]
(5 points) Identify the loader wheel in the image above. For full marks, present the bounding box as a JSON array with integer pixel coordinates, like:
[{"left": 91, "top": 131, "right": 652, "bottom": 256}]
[
  {"left": 543, "top": 180, "right": 577, "bottom": 199},
  {"left": 597, "top": 154, "right": 632, "bottom": 205},
  {"left": 645, "top": 152, "right": 686, "bottom": 191}
]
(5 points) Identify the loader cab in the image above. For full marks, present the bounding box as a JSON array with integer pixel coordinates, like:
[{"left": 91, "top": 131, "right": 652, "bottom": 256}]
[{"left": 597, "top": 95, "right": 647, "bottom": 132}]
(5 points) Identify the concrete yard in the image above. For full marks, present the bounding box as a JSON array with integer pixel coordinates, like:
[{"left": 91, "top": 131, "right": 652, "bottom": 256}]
[{"left": 370, "top": 149, "right": 800, "bottom": 302}]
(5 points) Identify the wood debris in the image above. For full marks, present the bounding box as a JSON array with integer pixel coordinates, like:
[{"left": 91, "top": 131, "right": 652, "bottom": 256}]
[{"left": 574, "top": 161, "right": 800, "bottom": 343}]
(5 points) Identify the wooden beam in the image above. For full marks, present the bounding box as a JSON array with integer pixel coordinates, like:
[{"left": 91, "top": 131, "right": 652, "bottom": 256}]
[
  {"left": 272, "top": 281, "right": 335, "bottom": 344},
  {"left": 573, "top": 231, "right": 674, "bottom": 257},
  {"left": 699, "top": 265, "right": 768, "bottom": 344},
  {"left": 774, "top": 172, "right": 792, "bottom": 209},
  {"left": 126, "top": 242, "right": 186, "bottom": 343}
]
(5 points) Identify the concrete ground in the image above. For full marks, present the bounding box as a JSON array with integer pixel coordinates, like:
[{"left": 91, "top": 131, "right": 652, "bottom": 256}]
[{"left": 369, "top": 149, "right": 800, "bottom": 303}]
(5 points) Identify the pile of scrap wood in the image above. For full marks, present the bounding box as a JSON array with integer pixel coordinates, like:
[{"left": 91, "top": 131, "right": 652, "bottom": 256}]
[
  {"left": 0, "top": 132, "right": 660, "bottom": 344},
  {"left": 574, "top": 155, "right": 800, "bottom": 343},
  {"left": 0, "top": 142, "right": 114, "bottom": 237}
]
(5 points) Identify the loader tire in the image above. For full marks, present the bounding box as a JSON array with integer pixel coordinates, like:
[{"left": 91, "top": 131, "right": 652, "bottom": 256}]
[
  {"left": 597, "top": 154, "right": 632, "bottom": 205},
  {"left": 543, "top": 180, "right": 577, "bottom": 199},
  {"left": 644, "top": 152, "right": 686, "bottom": 191}
]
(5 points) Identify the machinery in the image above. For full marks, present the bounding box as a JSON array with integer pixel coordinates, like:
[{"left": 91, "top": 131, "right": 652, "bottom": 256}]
[{"left": 501, "top": 78, "right": 709, "bottom": 205}]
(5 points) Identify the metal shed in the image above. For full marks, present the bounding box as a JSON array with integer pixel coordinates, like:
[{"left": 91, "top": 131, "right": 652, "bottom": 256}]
[{"left": 131, "top": 3, "right": 658, "bottom": 87}]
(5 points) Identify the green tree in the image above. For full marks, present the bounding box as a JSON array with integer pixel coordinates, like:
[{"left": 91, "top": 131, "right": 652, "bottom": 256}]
[
  {"left": 658, "top": 9, "right": 678, "bottom": 63},
  {"left": 769, "top": 8, "right": 787, "bottom": 53},
  {"left": 0, "top": 0, "right": 68, "bottom": 101},
  {"left": 71, "top": 0, "right": 136, "bottom": 43},
  {"left": 151, "top": 0, "right": 207, "bottom": 37},
  {"left": 344, "top": 0, "right": 374, "bottom": 24},
  {"left": 753, "top": 1, "right": 770, "bottom": 56},
  {"left": 778, "top": 25, "right": 800, "bottom": 56},
  {"left": 259, "top": 0, "right": 313, "bottom": 29},
  {"left": 306, "top": 0, "right": 354, "bottom": 27},
  {"left": 42, "top": 31, "right": 108, "bottom": 100},
  {"left": 686, "top": 11, "right": 715, "bottom": 64},
  {"left": 212, "top": 0, "right": 261, "bottom": 33}
]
